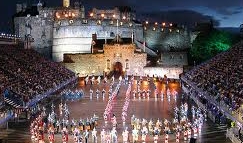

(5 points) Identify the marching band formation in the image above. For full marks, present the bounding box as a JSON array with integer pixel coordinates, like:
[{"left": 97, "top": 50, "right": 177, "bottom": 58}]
[{"left": 29, "top": 75, "right": 206, "bottom": 143}]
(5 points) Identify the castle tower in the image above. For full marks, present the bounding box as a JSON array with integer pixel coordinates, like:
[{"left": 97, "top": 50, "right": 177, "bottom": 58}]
[{"left": 63, "top": 0, "right": 70, "bottom": 7}]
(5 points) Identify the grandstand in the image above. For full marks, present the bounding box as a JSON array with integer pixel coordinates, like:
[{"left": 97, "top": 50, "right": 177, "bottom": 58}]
[
  {"left": 0, "top": 44, "right": 77, "bottom": 124},
  {"left": 181, "top": 41, "right": 243, "bottom": 124}
]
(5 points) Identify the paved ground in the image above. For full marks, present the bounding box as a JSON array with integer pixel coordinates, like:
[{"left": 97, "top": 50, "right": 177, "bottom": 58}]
[{"left": 0, "top": 78, "right": 231, "bottom": 143}]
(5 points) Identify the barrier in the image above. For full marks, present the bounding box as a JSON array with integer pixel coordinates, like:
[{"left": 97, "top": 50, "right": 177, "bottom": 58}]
[{"left": 226, "top": 128, "right": 242, "bottom": 143}]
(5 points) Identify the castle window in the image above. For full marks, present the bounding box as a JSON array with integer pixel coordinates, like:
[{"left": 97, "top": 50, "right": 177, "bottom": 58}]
[
  {"left": 125, "top": 59, "right": 129, "bottom": 69},
  {"left": 82, "top": 19, "right": 88, "bottom": 24},
  {"left": 170, "top": 55, "right": 174, "bottom": 59},
  {"left": 107, "top": 59, "right": 110, "bottom": 70},
  {"left": 180, "top": 54, "right": 183, "bottom": 59},
  {"left": 110, "top": 32, "right": 115, "bottom": 37},
  {"left": 97, "top": 20, "right": 101, "bottom": 25},
  {"left": 114, "top": 53, "right": 122, "bottom": 58}
]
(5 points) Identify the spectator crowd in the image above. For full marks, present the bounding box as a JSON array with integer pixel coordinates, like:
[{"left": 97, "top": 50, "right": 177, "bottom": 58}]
[
  {"left": 0, "top": 45, "right": 76, "bottom": 107},
  {"left": 184, "top": 41, "right": 243, "bottom": 111}
]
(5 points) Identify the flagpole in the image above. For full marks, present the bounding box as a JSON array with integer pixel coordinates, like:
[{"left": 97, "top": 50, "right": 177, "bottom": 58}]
[
  {"left": 131, "top": 30, "right": 134, "bottom": 44},
  {"left": 143, "top": 38, "right": 146, "bottom": 52},
  {"left": 116, "top": 19, "right": 119, "bottom": 43}
]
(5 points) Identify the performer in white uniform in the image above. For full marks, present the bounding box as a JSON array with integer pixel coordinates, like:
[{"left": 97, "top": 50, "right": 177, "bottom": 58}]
[
  {"left": 100, "top": 129, "right": 106, "bottom": 143},
  {"left": 92, "top": 127, "right": 97, "bottom": 143},
  {"left": 141, "top": 126, "right": 148, "bottom": 143},
  {"left": 122, "top": 127, "right": 129, "bottom": 143},
  {"left": 111, "top": 127, "right": 118, "bottom": 143},
  {"left": 132, "top": 128, "right": 139, "bottom": 143}
]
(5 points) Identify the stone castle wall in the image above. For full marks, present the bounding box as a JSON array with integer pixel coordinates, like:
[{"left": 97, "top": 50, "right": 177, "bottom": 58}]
[
  {"left": 63, "top": 44, "right": 147, "bottom": 77},
  {"left": 144, "top": 27, "right": 191, "bottom": 51},
  {"left": 14, "top": 15, "right": 53, "bottom": 58},
  {"left": 160, "top": 52, "right": 188, "bottom": 66},
  {"left": 52, "top": 19, "right": 144, "bottom": 61}
]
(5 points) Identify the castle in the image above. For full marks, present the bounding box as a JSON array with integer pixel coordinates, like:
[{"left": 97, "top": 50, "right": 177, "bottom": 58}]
[{"left": 13, "top": 0, "right": 191, "bottom": 78}]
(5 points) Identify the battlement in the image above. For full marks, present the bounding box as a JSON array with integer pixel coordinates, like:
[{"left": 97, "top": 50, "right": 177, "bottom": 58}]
[
  {"left": 53, "top": 18, "right": 141, "bottom": 28},
  {"left": 103, "top": 44, "right": 136, "bottom": 50}
]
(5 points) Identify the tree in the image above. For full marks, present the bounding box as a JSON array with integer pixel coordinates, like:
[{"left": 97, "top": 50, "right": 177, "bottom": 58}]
[{"left": 190, "top": 29, "right": 237, "bottom": 64}]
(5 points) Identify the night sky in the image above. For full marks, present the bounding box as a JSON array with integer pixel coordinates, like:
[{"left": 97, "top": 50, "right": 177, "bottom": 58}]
[{"left": 1, "top": 0, "right": 242, "bottom": 32}]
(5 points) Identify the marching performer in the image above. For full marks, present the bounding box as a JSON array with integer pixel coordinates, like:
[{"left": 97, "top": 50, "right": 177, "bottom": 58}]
[
  {"left": 111, "top": 75, "right": 115, "bottom": 83},
  {"left": 141, "top": 126, "right": 148, "bottom": 143},
  {"left": 38, "top": 127, "right": 44, "bottom": 143},
  {"left": 84, "top": 129, "right": 89, "bottom": 143},
  {"left": 62, "top": 127, "right": 69, "bottom": 143},
  {"left": 147, "top": 89, "right": 151, "bottom": 98},
  {"left": 193, "top": 126, "right": 198, "bottom": 138},
  {"left": 154, "top": 126, "right": 160, "bottom": 143},
  {"left": 100, "top": 129, "right": 106, "bottom": 143},
  {"left": 164, "top": 133, "right": 169, "bottom": 143},
  {"left": 102, "top": 89, "right": 106, "bottom": 100},
  {"left": 160, "top": 92, "right": 164, "bottom": 100},
  {"left": 111, "top": 114, "right": 117, "bottom": 128},
  {"left": 133, "top": 90, "right": 136, "bottom": 98},
  {"left": 97, "top": 76, "right": 101, "bottom": 84},
  {"left": 90, "top": 89, "right": 93, "bottom": 100},
  {"left": 188, "top": 127, "right": 192, "bottom": 139},
  {"left": 184, "top": 129, "right": 188, "bottom": 141},
  {"left": 111, "top": 127, "right": 118, "bottom": 143},
  {"left": 132, "top": 127, "right": 139, "bottom": 143},
  {"left": 91, "top": 76, "right": 95, "bottom": 85},
  {"left": 96, "top": 89, "right": 100, "bottom": 99},
  {"left": 106, "top": 131, "right": 111, "bottom": 143},
  {"left": 48, "top": 127, "right": 55, "bottom": 143},
  {"left": 176, "top": 131, "right": 180, "bottom": 143},
  {"left": 73, "top": 127, "right": 81, "bottom": 143},
  {"left": 122, "top": 127, "right": 129, "bottom": 143},
  {"left": 85, "top": 76, "right": 89, "bottom": 85},
  {"left": 92, "top": 127, "right": 98, "bottom": 143}
]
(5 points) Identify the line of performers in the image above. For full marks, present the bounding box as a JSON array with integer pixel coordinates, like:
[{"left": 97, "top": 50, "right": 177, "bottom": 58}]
[{"left": 84, "top": 74, "right": 126, "bottom": 85}]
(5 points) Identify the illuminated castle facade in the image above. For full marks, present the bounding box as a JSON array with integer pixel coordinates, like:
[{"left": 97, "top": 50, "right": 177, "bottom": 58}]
[{"left": 13, "top": 0, "right": 191, "bottom": 78}]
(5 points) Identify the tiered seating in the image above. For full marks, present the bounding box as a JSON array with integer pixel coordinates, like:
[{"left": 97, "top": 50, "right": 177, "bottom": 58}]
[
  {"left": 185, "top": 41, "right": 243, "bottom": 111},
  {"left": 0, "top": 45, "right": 76, "bottom": 108}
]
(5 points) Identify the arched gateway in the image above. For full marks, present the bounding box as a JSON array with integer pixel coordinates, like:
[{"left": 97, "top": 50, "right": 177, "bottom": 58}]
[{"left": 113, "top": 62, "right": 123, "bottom": 78}]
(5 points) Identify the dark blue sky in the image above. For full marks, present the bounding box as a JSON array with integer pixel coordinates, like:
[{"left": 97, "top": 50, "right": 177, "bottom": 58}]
[{"left": 1, "top": 0, "right": 242, "bottom": 32}]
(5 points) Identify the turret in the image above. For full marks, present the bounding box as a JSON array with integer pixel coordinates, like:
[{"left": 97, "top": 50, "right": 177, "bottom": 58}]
[
  {"left": 63, "top": 0, "right": 70, "bottom": 8},
  {"left": 16, "top": 4, "right": 22, "bottom": 13},
  {"left": 37, "top": 0, "right": 43, "bottom": 11}
]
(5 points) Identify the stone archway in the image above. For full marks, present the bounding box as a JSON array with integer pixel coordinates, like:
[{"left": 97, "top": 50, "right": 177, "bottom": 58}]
[{"left": 113, "top": 62, "right": 123, "bottom": 78}]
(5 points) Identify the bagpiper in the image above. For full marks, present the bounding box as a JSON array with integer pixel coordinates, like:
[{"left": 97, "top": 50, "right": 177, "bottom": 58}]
[
  {"left": 48, "top": 127, "right": 55, "bottom": 143},
  {"left": 176, "top": 131, "right": 180, "bottom": 143},
  {"left": 62, "top": 127, "right": 69, "bottom": 143}
]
